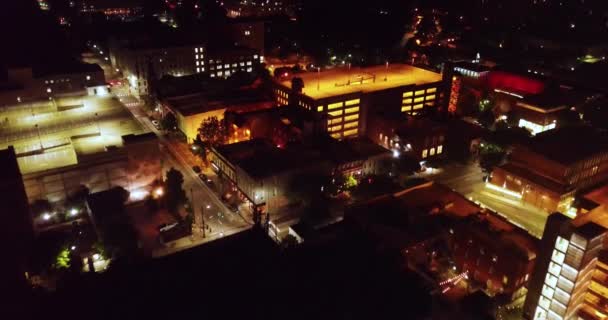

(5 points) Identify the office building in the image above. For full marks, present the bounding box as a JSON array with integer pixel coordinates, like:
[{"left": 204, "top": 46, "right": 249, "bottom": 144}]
[
  {"left": 368, "top": 114, "right": 446, "bottom": 161},
  {"left": 490, "top": 126, "right": 608, "bottom": 214},
  {"left": 272, "top": 64, "right": 447, "bottom": 140},
  {"left": 210, "top": 139, "right": 326, "bottom": 215},
  {"left": 0, "top": 62, "right": 106, "bottom": 106},
  {"left": 523, "top": 209, "right": 608, "bottom": 320},
  {"left": 161, "top": 86, "right": 273, "bottom": 143},
  {"left": 110, "top": 36, "right": 262, "bottom": 97}
]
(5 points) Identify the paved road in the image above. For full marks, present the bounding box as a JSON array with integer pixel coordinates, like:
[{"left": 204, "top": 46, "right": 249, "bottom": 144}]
[
  {"left": 90, "top": 54, "right": 251, "bottom": 254},
  {"left": 427, "top": 161, "right": 548, "bottom": 238}
]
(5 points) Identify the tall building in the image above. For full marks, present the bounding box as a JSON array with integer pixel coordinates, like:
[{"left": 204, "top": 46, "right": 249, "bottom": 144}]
[
  {"left": 0, "top": 146, "right": 34, "bottom": 306},
  {"left": 490, "top": 126, "right": 608, "bottom": 214},
  {"left": 110, "top": 38, "right": 262, "bottom": 97},
  {"left": 523, "top": 206, "right": 608, "bottom": 320},
  {"left": 272, "top": 64, "right": 448, "bottom": 140}
]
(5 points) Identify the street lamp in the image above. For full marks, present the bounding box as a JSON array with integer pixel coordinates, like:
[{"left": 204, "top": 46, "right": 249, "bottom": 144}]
[
  {"left": 42, "top": 213, "right": 51, "bottom": 220},
  {"left": 35, "top": 124, "right": 43, "bottom": 150},
  {"left": 70, "top": 208, "right": 79, "bottom": 216}
]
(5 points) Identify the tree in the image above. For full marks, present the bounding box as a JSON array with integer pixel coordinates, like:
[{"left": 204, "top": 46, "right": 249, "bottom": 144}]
[
  {"left": 31, "top": 199, "right": 53, "bottom": 218},
  {"left": 344, "top": 175, "right": 358, "bottom": 189},
  {"left": 281, "top": 234, "right": 299, "bottom": 249},
  {"left": 165, "top": 168, "right": 187, "bottom": 214},
  {"left": 54, "top": 247, "right": 71, "bottom": 270},
  {"left": 291, "top": 77, "right": 304, "bottom": 93},
  {"left": 478, "top": 109, "right": 496, "bottom": 129},
  {"left": 478, "top": 143, "right": 506, "bottom": 174},
  {"left": 192, "top": 134, "right": 207, "bottom": 162},
  {"left": 198, "top": 116, "right": 227, "bottom": 148},
  {"left": 160, "top": 112, "right": 178, "bottom": 131}
]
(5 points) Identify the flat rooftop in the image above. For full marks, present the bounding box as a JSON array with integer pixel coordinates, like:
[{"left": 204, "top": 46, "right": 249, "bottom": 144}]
[
  {"left": 520, "top": 126, "right": 608, "bottom": 165},
  {"left": 0, "top": 96, "right": 145, "bottom": 174},
  {"left": 215, "top": 139, "right": 320, "bottom": 179},
  {"left": 517, "top": 90, "right": 584, "bottom": 113},
  {"left": 164, "top": 88, "right": 272, "bottom": 117},
  {"left": 279, "top": 64, "right": 443, "bottom": 100}
]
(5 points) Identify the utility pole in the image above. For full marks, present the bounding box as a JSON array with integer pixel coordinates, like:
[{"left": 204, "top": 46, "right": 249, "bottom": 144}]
[
  {"left": 200, "top": 206, "right": 206, "bottom": 238},
  {"left": 35, "top": 124, "right": 43, "bottom": 150}
]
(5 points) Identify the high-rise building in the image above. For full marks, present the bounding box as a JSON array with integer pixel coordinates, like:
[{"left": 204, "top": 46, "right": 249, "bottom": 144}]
[{"left": 523, "top": 208, "right": 608, "bottom": 320}]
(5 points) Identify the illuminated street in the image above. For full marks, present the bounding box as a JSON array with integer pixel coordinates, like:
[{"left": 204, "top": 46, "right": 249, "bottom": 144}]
[
  {"left": 90, "top": 55, "right": 251, "bottom": 255},
  {"left": 429, "top": 161, "right": 548, "bottom": 238}
]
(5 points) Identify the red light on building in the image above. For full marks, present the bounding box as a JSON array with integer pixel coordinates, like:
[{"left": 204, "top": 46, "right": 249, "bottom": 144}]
[{"left": 486, "top": 71, "right": 545, "bottom": 95}]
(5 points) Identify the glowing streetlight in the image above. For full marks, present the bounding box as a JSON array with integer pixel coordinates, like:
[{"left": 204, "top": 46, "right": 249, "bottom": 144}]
[
  {"left": 93, "top": 254, "right": 100, "bottom": 260},
  {"left": 154, "top": 187, "right": 164, "bottom": 198},
  {"left": 392, "top": 150, "right": 400, "bottom": 158},
  {"left": 71, "top": 246, "right": 76, "bottom": 250},
  {"left": 42, "top": 213, "right": 51, "bottom": 220},
  {"left": 70, "top": 208, "right": 79, "bottom": 216}
]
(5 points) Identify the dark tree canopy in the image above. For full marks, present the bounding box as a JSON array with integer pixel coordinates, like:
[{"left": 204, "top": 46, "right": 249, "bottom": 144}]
[
  {"left": 165, "top": 168, "right": 187, "bottom": 214},
  {"left": 198, "top": 116, "right": 228, "bottom": 148}
]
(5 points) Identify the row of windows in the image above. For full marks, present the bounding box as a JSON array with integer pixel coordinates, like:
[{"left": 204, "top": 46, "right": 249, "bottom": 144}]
[
  {"left": 421, "top": 145, "right": 443, "bottom": 158},
  {"left": 194, "top": 47, "right": 205, "bottom": 53},
  {"left": 403, "top": 87, "right": 436, "bottom": 98}
]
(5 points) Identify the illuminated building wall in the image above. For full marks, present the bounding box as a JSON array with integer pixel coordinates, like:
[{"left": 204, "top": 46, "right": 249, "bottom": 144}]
[
  {"left": 448, "top": 76, "right": 461, "bottom": 114},
  {"left": 110, "top": 43, "right": 261, "bottom": 97},
  {"left": 0, "top": 66, "right": 106, "bottom": 106},
  {"left": 490, "top": 128, "right": 608, "bottom": 214},
  {"left": 400, "top": 87, "right": 438, "bottom": 115},
  {"left": 451, "top": 216, "right": 537, "bottom": 299},
  {"left": 519, "top": 119, "right": 556, "bottom": 136},
  {"left": 523, "top": 214, "right": 608, "bottom": 320}
]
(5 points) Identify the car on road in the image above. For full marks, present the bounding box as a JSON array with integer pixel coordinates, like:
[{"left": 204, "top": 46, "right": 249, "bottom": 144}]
[
  {"left": 229, "top": 204, "right": 240, "bottom": 213},
  {"left": 198, "top": 173, "right": 213, "bottom": 185},
  {"left": 151, "top": 119, "right": 160, "bottom": 129}
]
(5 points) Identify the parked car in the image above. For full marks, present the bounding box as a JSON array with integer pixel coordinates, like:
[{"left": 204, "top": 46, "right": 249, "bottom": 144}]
[
  {"left": 198, "top": 173, "right": 211, "bottom": 183},
  {"left": 151, "top": 119, "right": 160, "bottom": 128},
  {"left": 192, "top": 166, "right": 201, "bottom": 173}
]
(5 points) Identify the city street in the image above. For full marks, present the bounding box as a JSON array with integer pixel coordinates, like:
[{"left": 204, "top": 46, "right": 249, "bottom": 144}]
[
  {"left": 427, "top": 160, "right": 548, "bottom": 239},
  {"left": 88, "top": 53, "right": 251, "bottom": 255}
]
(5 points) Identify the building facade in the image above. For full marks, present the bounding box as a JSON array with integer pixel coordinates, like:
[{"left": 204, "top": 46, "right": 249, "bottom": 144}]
[
  {"left": 0, "top": 64, "right": 107, "bottom": 106},
  {"left": 110, "top": 40, "right": 262, "bottom": 97},
  {"left": 272, "top": 64, "right": 447, "bottom": 140},
  {"left": 490, "top": 127, "right": 608, "bottom": 213},
  {"left": 523, "top": 212, "right": 608, "bottom": 320}
]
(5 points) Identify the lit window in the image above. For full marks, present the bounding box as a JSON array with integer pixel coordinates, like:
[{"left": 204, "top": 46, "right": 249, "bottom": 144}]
[
  {"left": 86, "top": 75, "right": 91, "bottom": 80},
  {"left": 430, "top": 148, "right": 436, "bottom": 156},
  {"left": 197, "top": 67, "right": 200, "bottom": 73},
  {"left": 225, "top": 71, "right": 231, "bottom": 76},
  {"left": 328, "top": 118, "right": 342, "bottom": 125},
  {"left": 224, "top": 64, "right": 230, "bottom": 68},
  {"left": 555, "top": 236, "right": 569, "bottom": 253},
  {"left": 331, "top": 133, "right": 341, "bottom": 139},
  {"left": 345, "top": 107, "right": 359, "bottom": 114},
  {"left": 244, "top": 30, "right": 251, "bottom": 36},
  {"left": 401, "top": 106, "right": 412, "bottom": 112},
  {"left": 199, "top": 47, "right": 203, "bottom": 52},
  {"left": 317, "top": 106, "right": 324, "bottom": 112},
  {"left": 328, "top": 110, "right": 343, "bottom": 117},
  {"left": 402, "top": 99, "right": 412, "bottom": 104},
  {"left": 403, "top": 91, "right": 413, "bottom": 97},
  {"left": 240, "top": 62, "right": 245, "bottom": 66},
  {"left": 343, "top": 121, "right": 358, "bottom": 129},
  {"left": 437, "top": 145, "right": 443, "bottom": 154},
  {"left": 329, "top": 125, "right": 342, "bottom": 132},
  {"left": 218, "top": 71, "right": 223, "bottom": 76},
  {"left": 414, "top": 97, "right": 425, "bottom": 103},
  {"left": 345, "top": 99, "right": 360, "bottom": 106},
  {"left": 246, "top": 67, "right": 252, "bottom": 72},
  {"left": 413, "top": 104, "right": 424, "bottom": 109},
  {"left": 415, "top": 90, "right": 425, "bottom": 96},
  {"left": 254, "top": 55, "right": 258, "bottom": 59},
  {"left": 344, "top": 114, "right": 359, "bottom": 122},
  {"left": 46, "top": 87, "right": 52, "bottom": 93},
  {"left": 196, "top": 55, "right": 199, "bottom": 59},
  {"left": 426, "top": 94, "right": 436, "bottom": 100},
  {"left": 427, "top": 88, "right": 437, "bottom": 93},
  {"left": 202, "top": 68, "right": 205, "bottom": 72},
  {"left": 551, "top": 249, "right": 565, "bottom": 264},
  {"left": 196, "top": 61, "right": 200, "bottom": 66},
  {"left": 343, "top": 129, "right": 358, "bottom": 136},
  {"left": 246, "top": 61, "right": 252, "bottom": 65},
  {"left": 232, "top": 63, "right": 237, "bottom": 67},
  {"left": 422, "top": 149, "right": 428, "bottom": 158},
  {"left": 328, "top": 102, "right": 343, "bottom": 110},
  {"left": 210, "top": 74, "right": 215, "bottom": 78},
  {"left": 217, "top": 65, "right": 223, "bottom": 69}
]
